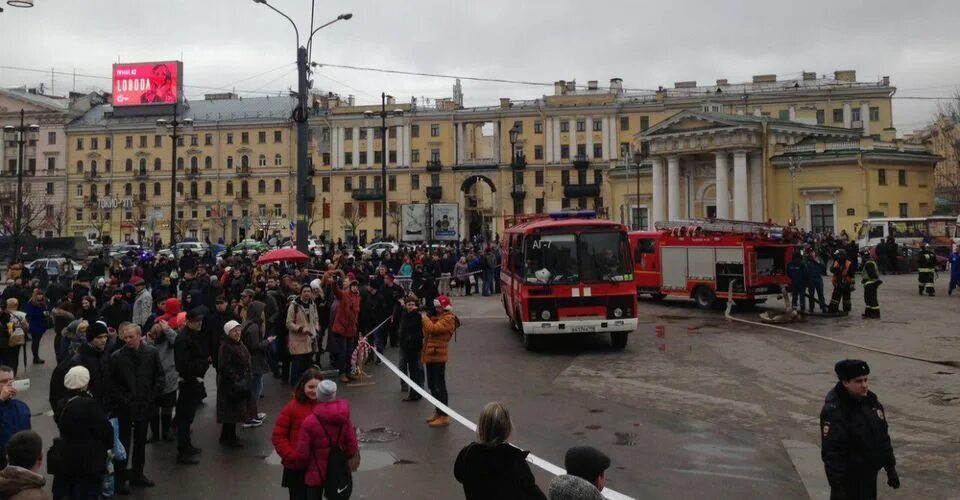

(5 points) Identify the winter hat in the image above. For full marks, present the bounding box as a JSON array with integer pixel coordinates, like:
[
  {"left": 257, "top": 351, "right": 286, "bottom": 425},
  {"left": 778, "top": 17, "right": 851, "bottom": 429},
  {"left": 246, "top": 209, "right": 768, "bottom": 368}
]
[
  {"left": 564, "top": 446, "right": 611, "bottom": 484},
  {"left": 547, "top": 475, "right": 603, "bottom": 500},
  {"left": 241, "top": 288, "right": 256, "bottom": 298},
  {"left": 63, "top": 366, "right": 91, "bottom": 391},
  {"left": 310, "top": 279, "right": 322, "bottom": 290},
  {"left": 433, "top": 295, "right": 452, "bottom": 311},
  {"left": 317, "top": 380, "right": 337, "bottom": 402},
  {"left": 86, "top": 321, "right": 109, "bottom": 342},
  {"left": 121, "top": 284, "right": 135, "bottom": 295},
  {"left": 129, "top": 276, "right": 145, "bottom": 286},
  {"left": 97, "top": 277, "right": 106, "bottom": 287},
  {"left": 835, "top": 359, "right": 870, "bottom": 381},
  {"left": 223, "top": 320, "right": 241, "bottom": 336}
]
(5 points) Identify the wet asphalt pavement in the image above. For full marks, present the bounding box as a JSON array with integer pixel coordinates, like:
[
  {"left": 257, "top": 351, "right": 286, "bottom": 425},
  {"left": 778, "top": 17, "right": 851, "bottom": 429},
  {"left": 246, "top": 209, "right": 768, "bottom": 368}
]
[{"left": 15, "top": 273, "right": 960, "bottom": 499}]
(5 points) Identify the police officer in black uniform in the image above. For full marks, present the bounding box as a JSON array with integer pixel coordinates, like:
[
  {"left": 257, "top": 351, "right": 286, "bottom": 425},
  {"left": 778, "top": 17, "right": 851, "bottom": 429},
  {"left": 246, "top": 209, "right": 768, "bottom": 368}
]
[{"left": 820, "top": 359, "right": 900, "bottom": 499}]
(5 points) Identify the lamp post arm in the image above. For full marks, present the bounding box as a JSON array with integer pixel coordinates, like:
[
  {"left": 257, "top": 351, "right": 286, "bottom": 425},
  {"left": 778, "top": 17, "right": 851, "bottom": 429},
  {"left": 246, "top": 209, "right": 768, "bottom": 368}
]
[
  {"left": 263, "top": 2, "right": 300, "bottom": 47},
  {"left": 307, "top": 18, "right": 341, "bottom": 61}
]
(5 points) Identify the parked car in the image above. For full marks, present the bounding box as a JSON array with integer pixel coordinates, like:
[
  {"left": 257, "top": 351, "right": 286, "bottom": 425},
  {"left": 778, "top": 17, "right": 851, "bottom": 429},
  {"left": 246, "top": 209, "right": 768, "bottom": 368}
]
[
  {"left": 231, "top": 239, "right": 269, "bottom": 255},
  {"left": 360, "top": 242, "right": 400, "bottom": 258},
  {"left": 108, "top": 244, "right": 143, "bottom": 258},
  {"left": 26, "top": 258, "right": 82, "bottom": 281}
]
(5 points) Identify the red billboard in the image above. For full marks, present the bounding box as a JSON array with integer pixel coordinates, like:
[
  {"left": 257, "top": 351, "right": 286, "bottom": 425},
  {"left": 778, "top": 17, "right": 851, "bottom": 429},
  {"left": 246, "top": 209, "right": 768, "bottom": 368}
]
[{"left": 111, "top": 61, "right": 182, "bottom": 107}]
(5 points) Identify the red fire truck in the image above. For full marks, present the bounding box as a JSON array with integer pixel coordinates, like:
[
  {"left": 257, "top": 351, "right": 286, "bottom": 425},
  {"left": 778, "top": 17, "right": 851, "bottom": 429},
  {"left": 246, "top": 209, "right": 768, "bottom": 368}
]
[
  {"left": 629, "top": 219, "right": 796, "bottom": 309},
  {"left": 501, "top": 211, "right": 637, "bottom": 350}
]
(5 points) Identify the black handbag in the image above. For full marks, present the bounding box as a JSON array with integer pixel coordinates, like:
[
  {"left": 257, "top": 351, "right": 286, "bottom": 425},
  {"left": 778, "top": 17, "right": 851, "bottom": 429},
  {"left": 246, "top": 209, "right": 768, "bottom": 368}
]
[{"left": 46, "top": 437, "right": 66, "bottom": 475}]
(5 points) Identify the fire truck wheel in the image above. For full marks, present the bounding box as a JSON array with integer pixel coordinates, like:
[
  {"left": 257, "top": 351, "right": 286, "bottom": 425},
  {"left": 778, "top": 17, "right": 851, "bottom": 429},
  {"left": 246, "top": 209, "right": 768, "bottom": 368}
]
[
  {"left": 610, "top": 332, "right": 628, "bottom": 349},
  {"left": 650, "top": 293, "right": 667, "bottom": 301},
  {"left": 693, "top": 286, "right": 716, "bottom": 310},
  {"left": 522, "top": 330, "right": 543, "bottom": 351}
]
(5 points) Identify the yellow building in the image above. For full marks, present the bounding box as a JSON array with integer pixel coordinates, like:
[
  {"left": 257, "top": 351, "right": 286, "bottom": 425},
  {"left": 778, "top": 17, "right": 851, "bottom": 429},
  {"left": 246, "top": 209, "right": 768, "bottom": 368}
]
[
  {"left": 309, "top": 69, "right": 924, "bottom": 242},
  {"left": 907, "top": 117, "right": 959, "bottom": 212},
  {"left": 65, "top": 95, "right": 297, "bottom": 244}
]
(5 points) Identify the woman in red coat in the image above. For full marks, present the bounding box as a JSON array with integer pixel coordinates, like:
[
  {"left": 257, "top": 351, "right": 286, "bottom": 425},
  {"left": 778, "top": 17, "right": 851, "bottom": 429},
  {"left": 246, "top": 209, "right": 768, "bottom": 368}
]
[
  {"left": 272, "top": 368, "right": 325, "bottom": 500},
  {"left": 330, "top": 280, "right": 361, "bottom": 383},
  {"left": 293, "top": 380, "right": 360, "bottom": 492}
]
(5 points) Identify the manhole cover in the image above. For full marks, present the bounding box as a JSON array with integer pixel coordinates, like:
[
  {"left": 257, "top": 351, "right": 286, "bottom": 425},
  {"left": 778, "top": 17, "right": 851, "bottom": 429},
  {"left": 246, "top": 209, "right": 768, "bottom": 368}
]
[
  {"left": 357, "top": 427, "right": 401, "bottom": 443},
  {"left": 614, "top": 432, "right": 640, "bottom": 446}
]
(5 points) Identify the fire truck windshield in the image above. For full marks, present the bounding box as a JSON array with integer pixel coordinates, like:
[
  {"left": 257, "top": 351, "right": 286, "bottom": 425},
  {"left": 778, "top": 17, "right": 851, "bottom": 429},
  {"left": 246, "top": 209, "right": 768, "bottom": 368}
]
[{"left": 523, "top": 231, "right": 630, "bottom": 284}]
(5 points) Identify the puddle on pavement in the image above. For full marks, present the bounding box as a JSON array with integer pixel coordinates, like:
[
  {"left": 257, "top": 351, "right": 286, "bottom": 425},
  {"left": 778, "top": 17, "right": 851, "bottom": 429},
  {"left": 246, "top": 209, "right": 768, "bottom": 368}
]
[
  {"left": 357, "top": 450, "right": 396, "bottom": 472},
  {"left": 923, "top": 392, "right": 960, "bottom": 406},
  {"left": 357, "top": 427, "right": 401, "bottom": 443}
]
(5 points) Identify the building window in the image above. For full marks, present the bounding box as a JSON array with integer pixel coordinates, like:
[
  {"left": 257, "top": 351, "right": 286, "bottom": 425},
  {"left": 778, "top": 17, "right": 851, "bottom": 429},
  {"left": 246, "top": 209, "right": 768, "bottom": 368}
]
[
  {"left": 359, "top": 152, "right": 368, "bottom": 165},
  {"left": 177, "top": 157, "right": 184, "bottom": 170},
  {"left": 832, "top": 109, "right": 843, "bottom": 123},
  {"left": 189, "top": 135, "right": 198, "bottom": 147},
  {"left": 561, "top": 170, "right": 570, "bottom": 186},
  {"left": 322, "top": 153, "right": 330, "bottom": 166},
  {"left": 75, "top": 209, "right": 82, "bottom": 222},
  {"left": 153, "top": 135, "right": 162, "bottom": 147},
  {"left": 274, "top": 154, "right": 282, "bottom": 166},
  {"left": 388, "top": 175, "right": 397, "bottom": 191},
  {"left": 899, "top": 202, "right": 908, "bottom": 217},
  {"left": 76, "top": 138, "right": 84, "bottom": 150},
  {"left": 205, "top": 156, "right": 213, "bottom": 169},
  {"left": 154, "top": 182, "right": 161, "bottom": 196},
  {"left": 389, "top": 151, "right": 397, "bottom": 163},
  {"left": 226, "top": 133, "right": 234, "bottom": 145},
  {"left": 105, "top": 137, "right": 112, "bottom": 149},
  {"left": 47, "top": 132, "right": 56, "bottom": 145},
  {"left": 534, "top": 145, "right": 544, "bottom": 160},
  {"left": 344, "top": 177, "right": 352, "bottom": 191},
  {"left": 536, "top": 198, "right": 544, "bottom": 213},
  {"left": 46, "top": 157, "right": 55, "bottom": 171},
  {"left": 593, "top": 144, "right": 603, "bottom": 159},
  {"left": 576, "top": 144, "right": 586, "bottom": 157},
  {"left": 560, "top": 121, "right": 569, "bottom": 133},
  {"left": 411, "top": 150, "right": 420, "bottom": 163},
  {"left": 560, "top": 145, "right": 570, "bottom": 160},
  {"left": 140, "top": 135, "right": 148, "bottom": 148},
  {"left": 535, "top": 170, "right": 544, "bottom": 186},
  {"left": 75, "top": 184, "right": 83, "bottom": 197},
  {"left": 257, "top": 180, "right": 266, "bottom": 194},
  {"left": 816, "top": 109, "right": 825, "bottom": 125},
  {"left": 358, "top": 176, "right": 367, "bottom": 190},
  {"left": 345, "top": 152, "right": 353, "bottom": 166},
  {"left": 273, "top": 203, "right": 282, "bottom": 217},
  {"left": 91, "top": 138, "right": 99, "bottom": 150},
  {"left": 620, "top": 117, "right": 629, "bottom": 131},
  {"left": 631, "top": 206, "right": 649, "bottom": 230},
  {"left": 124, "top": 136, "right": 132, "bottom": 148},
  {"left": 778, "top": 109, "right": 790, "bottom": 120},
  {"left": 272, "top": 179, "right": 281, "bottom": 193},
  {"left": 593, "top": 119, "right": 602, "bottom": 132},
  {"left": 205, "top": 133, "right": 213, "bottom": 145},
  {"left": 878, "top": 169, "right": 887, "bottom": 185},
  {"left": 411, "top": 174, "right": 420, "bottom": 190},
  {"left": 594, "top": 170, "right": 603, "bottom": 184},
  {"left": 124, "top": 159, "right": 133, "bottom": 172},
  {"left": 225, "top": 181, "right": 233, "bottom": 195},
  {"left": 46, "top": 182, "right": 54, "bottom": 195},
  {"left": 258, "top": 155, "right": 267, "bottom": 167},
  {"left": 274, "top": 130, "right": 282, "bottom": 143},
  {"left": 241, "top": 132, "right": 249, "bottom": 144},
  {"left": 430, "top": 124, "right": 440, "bottom": 137},
  {"left": 409, "top": 124, "right": 419, "bottom": 138},
  {"left": 321, "top": 177, "right": 330, "bottom": 193},
  {"left": 429, "top": 149, "right": 440, "bottom": 163},
  {"left": 430, "top": 174, "right": 440, "bottom": 187},
  {"left": 810, "top": 204, "right": 834, "bottom": 234},
  {"left": 640, "top": 116, "right": 649, "bottom": 131},
  {"left": 205, "top": 181, "right": 212, "bottom": 195},
  {"left": 898, "top": 170, "right": 906, "bottom": 186},
  {"left": 257, "top": 131, "right": 266, "bottom": 144},
  {"left": 869, "top": 107, "right": 880, "bottom": 121},
  {"left": 534, "top": 120, "right": 543, "bottom": 134},
  {"left": 241, "top": 155, "right": 249, "bottom": 168}
]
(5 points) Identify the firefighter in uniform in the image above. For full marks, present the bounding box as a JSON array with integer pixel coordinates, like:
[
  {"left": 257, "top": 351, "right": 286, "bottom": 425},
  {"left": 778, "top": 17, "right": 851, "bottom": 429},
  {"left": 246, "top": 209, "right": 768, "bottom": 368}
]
[
  {"left": 820, "top": 359, "right": 899, "bottom": 499},
  {"left": 859, "top": 250, "right": 881, "bottom": 320},
  {"left": 828, "top": 249, "right": 854, "bottom": 314},
  {"left": 917, "top": 243, "right": 937, "bottom": 296}
]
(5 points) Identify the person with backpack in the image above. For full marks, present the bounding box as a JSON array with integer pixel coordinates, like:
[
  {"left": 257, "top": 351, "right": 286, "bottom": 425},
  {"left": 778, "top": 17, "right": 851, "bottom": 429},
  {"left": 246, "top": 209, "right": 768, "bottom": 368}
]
[{"left": 293, "top": 380, "right": 359, "bottom": 500}]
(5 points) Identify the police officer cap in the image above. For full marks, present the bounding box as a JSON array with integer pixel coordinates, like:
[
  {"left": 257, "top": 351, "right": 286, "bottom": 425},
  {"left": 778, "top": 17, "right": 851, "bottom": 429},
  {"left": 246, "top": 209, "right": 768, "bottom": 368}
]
[
  {"left": 564, "top": 446, "right": 611, "bottom": 482},
  {"left": 835, "top": 359, "right": 870, "bottom": 381}
]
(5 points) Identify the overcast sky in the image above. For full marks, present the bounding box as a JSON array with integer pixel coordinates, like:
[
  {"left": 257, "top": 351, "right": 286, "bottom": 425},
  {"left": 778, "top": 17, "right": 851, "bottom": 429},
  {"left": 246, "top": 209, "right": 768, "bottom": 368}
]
[{"left": 2, "top": 0, "right": 959, "bottom": 133}]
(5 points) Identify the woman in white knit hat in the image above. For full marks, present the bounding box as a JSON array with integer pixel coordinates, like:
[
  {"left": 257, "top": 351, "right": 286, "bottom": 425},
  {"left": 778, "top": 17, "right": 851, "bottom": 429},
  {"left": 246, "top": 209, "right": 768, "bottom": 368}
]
[{"left": 51, "top": 366, "right": 114, "bottom": 500}]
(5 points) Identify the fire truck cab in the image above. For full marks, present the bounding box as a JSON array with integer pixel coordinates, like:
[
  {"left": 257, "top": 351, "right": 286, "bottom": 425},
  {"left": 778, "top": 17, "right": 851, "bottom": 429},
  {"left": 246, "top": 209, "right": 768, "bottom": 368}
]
[
  {"left": 502, "top": 211, "right": 637, "bottom": 350},
  {"left": 630, "top": 219, "right": 795, "bottom": 309}
]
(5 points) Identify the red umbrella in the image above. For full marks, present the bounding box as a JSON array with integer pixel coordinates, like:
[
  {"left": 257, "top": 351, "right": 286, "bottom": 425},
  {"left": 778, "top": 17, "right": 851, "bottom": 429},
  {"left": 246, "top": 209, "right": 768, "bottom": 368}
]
[{"left": 256, "top": 248, "right": 310, "bottom": 265}]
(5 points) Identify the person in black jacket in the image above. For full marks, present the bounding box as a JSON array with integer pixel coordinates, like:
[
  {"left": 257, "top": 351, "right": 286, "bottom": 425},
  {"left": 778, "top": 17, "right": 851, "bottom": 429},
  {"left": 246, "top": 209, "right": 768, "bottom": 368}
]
[
  {"left": 48, "top": 321, "right": 112, "bottom": 414},
  {"left": 51, "top": 366, "right": 114, "bottom": 500},
  {"left": 380, "top": 274, "right": 405, "bottom": 348},
  {"left": 98, "top": 290, "right": 132, "bottom": 330},
  {"left": 109, "top": 322, "right": 164, "bottom": 493},
  {"left": 398, "top": 295, "right": 424, "bottom": 401},
  {"left": 204, "top": 297, "right": 237, "bottom": 371},
  {"left": 173, "top": 307, "right": 209, "bottom": 465},
  {"left": 454, "top": 401, "right": 545, "bottom": 500},
  {"left": 820, "top": 359, "right": 899, "bottom": 500}
]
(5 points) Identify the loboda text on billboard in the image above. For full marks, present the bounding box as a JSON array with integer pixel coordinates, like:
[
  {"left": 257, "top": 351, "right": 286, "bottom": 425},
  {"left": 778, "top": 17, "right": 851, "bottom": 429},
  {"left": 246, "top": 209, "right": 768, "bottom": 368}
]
[{"left": 112, "top": 61, "right": 182, "bottom": 107}]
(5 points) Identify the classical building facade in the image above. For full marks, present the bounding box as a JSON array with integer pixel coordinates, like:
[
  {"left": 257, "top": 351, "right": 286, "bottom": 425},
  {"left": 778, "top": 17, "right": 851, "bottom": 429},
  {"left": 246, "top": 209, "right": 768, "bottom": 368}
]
[
  {"left": 64, "top": 95, "right": 297, "bottom": 244},
  {"left": 0, "top": 87, "right": 97, "bottom": 238},
  {"left": 308, "top": 69, "right": 915, "bottom": 242}
]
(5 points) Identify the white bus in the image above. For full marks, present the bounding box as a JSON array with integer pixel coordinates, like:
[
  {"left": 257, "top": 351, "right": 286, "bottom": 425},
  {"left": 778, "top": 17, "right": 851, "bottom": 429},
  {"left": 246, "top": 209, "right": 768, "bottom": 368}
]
[{"left": 855, "top": 216, "right": 959, "bottom": 250}]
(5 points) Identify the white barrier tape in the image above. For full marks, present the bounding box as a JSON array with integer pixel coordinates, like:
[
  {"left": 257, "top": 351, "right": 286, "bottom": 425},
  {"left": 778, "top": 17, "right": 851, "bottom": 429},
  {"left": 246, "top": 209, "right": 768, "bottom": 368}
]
[{"left": 369, "top": 348, "right": 636, "bottom": 500}]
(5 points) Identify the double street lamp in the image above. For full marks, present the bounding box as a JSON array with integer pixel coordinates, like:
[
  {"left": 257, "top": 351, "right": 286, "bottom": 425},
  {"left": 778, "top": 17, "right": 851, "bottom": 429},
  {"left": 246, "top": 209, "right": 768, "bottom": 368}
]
[
  {"left": 364, "top": 94, "right": 403, "bottom": 242},
  {"left": 2, "top": 110, "right": 38, "bottom": 262},
  {"left": 253, "top": 0, "right": 352, "bottom": 252},
  {"left": 156, "top": 108, "right": 193, "bottom": 247}
]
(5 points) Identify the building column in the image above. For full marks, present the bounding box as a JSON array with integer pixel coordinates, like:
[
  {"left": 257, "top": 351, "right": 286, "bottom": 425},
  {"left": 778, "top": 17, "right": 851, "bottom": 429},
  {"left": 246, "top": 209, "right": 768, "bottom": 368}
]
[
  {"left": 733, "top": 150, "right": 749, "bottom": 220},
  {"left": 545, "top": 118, "right": 553, "bottom": 163},
  {"left": 608, "top": 117, "right": 619, "bottom": 160},
  {"left": 493, "top": 121, "right": 501, "bottom": 163},
  {"left": 601, "top": 117, "right": 610, "bottom": 160},
  {"left": 667, "top": 155, "right": 680, "bottom": 221},
  {"left": 788, "top": 106, "right": 797, "bottom": 122},
  {"left": 585, "top": 117, "right": 594, "bottom": 159},
  {"left": 750, "top": 151, "right": 763, "bottom": 221},
  {"left": 331, "top": 127, "right": 340, "bottom": 169},
  {"left": 714, "top": 151, "right": 730, "bottom": 219},
  {"left": 568, "top": 118, "right": 577, "bottom": 159},
  {"left": 860, "top": 102, "right": 871, "bottom": 136},
  {"left": 351, "top": 127, "right": 360, "bottom": 165},
  {"left": 456, "top": 123, "right": 464, "bottom": 164},
  {"left": 403, "top": 124, "right": 411, "bottom": 166},
  {"left": 651, "top": 156, "right": 665, "bottom": 226},
  {"left": 843, "top": 102, "right": 852, "bottom": 128},
  {"left": 366, "top": 127, "right": 374, "bottom": 166},
  {"left": 552, "top": 118, "right": 561, "bottom": 162}
]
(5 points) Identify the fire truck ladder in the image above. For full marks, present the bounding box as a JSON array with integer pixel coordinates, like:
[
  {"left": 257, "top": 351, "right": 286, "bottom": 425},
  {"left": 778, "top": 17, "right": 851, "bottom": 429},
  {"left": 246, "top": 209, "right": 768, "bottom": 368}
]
[{"left": 654, "top": 218, "right": 784, "bottom": 236}]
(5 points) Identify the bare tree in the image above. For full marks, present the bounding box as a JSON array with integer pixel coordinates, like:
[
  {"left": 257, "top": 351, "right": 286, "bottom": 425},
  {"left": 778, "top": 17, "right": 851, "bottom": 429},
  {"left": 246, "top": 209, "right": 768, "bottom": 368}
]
[
  {"left": 0, "top": 189, "right": 51, "bottom": 240},
  {"left": 340, "top": 205, "right": 366, "bottom": 244},
  {"left": 50, "top": 202, "right": 66, "bottom": 237},
  {"left": 388, "top": 206, "right": 400, "bottom": 242},
  {"left": 210, "top": 203, "right": 231, "bottom": 243},
  {"left": 931, "top": 92, "right": 960, "bottom": 212},
  {"left": 254, "top": 211, "right": 276, "bottom": 238}
]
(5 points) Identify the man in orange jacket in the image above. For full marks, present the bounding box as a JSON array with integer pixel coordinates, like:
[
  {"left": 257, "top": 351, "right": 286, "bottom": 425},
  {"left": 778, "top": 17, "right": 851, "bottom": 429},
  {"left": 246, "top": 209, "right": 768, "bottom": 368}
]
[{"left": 422, "top": 295, "right": 458, "bottom": 428}]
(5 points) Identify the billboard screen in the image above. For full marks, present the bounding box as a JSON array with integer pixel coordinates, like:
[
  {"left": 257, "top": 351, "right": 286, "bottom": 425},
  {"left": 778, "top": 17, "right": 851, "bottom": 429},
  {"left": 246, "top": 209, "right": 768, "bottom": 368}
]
[
  {"left": 112, "top": 61, "right": 181, "bottom": 107},
  {"left": 400, "top": 203, "right": 460, "bottom": 242}
]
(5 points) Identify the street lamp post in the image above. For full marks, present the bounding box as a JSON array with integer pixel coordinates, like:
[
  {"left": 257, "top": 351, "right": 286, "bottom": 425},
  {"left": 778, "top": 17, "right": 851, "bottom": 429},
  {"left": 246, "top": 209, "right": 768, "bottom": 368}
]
[
  {"left": 253, "top": 0, "right": 352, "bottom": 252},
  {"left": 156, "top": 106, "right": 193, "bottom": 248},
  {"left": 364, "top": 95, "right": 402, "bottom": 242},
  {"left": 2, "top": 109, "right": 38, "bottom": 262},
  {"left": 787, "top": 156, "right": 803, "bottom": 225}
]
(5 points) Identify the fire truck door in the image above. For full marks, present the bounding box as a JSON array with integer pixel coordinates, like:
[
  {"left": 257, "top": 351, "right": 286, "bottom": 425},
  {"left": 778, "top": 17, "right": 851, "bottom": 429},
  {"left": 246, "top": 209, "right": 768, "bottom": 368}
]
[{"left": 633, "top": 237, "right": 659, "bottom": 290}]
